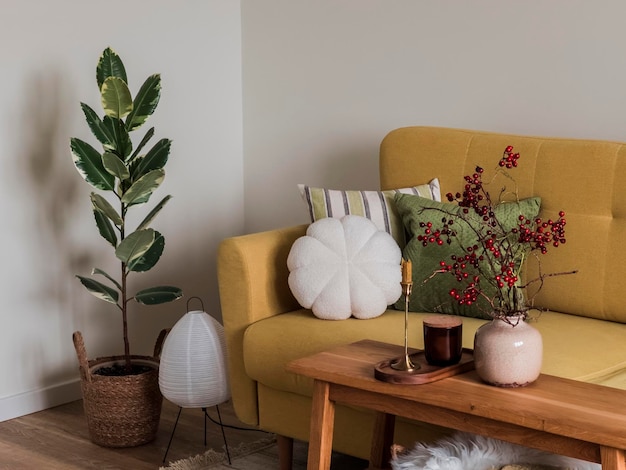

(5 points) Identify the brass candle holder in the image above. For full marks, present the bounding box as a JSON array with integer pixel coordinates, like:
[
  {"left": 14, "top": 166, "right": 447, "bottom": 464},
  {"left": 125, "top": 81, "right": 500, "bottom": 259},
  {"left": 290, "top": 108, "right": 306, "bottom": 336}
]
[
  {"left": 374, "top": 259, "right": 474, "bottom": 383},
  {"left": 390, "top": 280, "right": 419, "bottom": 372}
]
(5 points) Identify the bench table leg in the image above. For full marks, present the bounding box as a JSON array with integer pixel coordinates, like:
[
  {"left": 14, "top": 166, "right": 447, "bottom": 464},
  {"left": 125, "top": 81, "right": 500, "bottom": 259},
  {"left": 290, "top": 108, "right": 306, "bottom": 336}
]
[
  {"left": 369, "top": 412, "right": 395, "bottom": 470},
  {"left": 307, "top": 380, "right": 335, "bottom": 470},
  {"left": 601, "top": 446, "right": 626, "bottom": 470}
]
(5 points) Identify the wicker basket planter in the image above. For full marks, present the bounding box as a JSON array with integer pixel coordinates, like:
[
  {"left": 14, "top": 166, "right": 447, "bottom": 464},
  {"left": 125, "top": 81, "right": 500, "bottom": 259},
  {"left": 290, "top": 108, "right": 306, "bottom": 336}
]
[{"left": 73, "top": 330, "right": 167, "bottom": 448}]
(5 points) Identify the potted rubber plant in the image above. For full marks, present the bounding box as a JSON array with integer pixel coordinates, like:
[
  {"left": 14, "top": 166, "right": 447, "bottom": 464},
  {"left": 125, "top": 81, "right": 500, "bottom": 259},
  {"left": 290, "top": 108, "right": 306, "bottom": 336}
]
[{"left": 70, "top": 47, "right": 182, "bottom": 447}]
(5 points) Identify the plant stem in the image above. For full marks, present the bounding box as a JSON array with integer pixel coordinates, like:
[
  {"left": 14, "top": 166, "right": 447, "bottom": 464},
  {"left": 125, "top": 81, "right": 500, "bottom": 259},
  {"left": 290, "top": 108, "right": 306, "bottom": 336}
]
[
  {"left": 122, "top": 262, "right": 130, "bottom": 371},
  {"left": 120, "top": 200, "right": 131, "bottom": 372}
]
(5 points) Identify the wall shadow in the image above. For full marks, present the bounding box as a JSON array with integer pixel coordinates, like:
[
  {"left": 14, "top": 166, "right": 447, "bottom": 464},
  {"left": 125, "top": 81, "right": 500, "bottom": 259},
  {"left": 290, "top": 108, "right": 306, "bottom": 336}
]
[{"left": 15, "top": 69, "right": 97, "bottom": 392}]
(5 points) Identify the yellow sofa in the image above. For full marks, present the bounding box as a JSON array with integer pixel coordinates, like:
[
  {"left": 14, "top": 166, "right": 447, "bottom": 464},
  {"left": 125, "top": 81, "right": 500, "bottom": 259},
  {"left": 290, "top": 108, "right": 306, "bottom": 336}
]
[{"left": 217, "top": 126, "right": 626, "bottom": 466}]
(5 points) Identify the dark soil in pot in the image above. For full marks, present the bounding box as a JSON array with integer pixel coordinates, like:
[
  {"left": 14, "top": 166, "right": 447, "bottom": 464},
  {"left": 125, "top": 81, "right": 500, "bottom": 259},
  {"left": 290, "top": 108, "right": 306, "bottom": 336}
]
[{"left": 93, "top": 363, "right": 153, "bottom": 376}]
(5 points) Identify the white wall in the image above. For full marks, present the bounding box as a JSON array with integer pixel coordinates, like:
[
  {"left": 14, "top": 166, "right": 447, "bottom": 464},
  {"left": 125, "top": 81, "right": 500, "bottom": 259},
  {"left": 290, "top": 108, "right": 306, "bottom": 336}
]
[
  {"left": 0, "top": 1, "right": 243, "bottom": 421},
  {"left": 242, "top": 0, "right": 626, "bottom": 233}
]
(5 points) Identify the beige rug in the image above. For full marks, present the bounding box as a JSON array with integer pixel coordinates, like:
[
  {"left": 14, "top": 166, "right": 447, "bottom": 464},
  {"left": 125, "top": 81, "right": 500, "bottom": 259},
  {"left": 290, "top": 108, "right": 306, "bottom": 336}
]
[
  {"left": 159, "top": 436, "right": 280, "bottom": 470},
  {"left": 160, "top": 436, "right": 366, "bottom": 470}
]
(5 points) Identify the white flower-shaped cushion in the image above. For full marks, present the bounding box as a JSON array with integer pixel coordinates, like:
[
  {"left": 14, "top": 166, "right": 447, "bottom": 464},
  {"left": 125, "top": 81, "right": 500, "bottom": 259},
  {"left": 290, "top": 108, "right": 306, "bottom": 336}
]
[{"left": 287, "top": 215, "right": 402, "bottom": 320}]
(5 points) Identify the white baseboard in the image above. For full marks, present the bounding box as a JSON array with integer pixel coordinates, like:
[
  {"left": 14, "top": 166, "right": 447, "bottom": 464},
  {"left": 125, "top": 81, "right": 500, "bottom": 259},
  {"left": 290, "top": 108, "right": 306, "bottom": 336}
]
[{"left": 0, "top": 380, "right": 82, "bottom": 422}]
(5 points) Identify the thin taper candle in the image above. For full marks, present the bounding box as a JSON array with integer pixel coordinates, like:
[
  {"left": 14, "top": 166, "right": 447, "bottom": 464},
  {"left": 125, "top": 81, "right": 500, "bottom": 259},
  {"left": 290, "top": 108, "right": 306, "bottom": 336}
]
[{"left": 401, "top": 259, "right": 412, "bottom": 284}]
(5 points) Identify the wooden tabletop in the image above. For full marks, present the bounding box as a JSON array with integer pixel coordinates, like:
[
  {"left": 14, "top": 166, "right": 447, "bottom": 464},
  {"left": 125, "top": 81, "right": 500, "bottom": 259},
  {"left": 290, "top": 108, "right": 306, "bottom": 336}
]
[{"left": 286, "top": 339, "right": 626, "bottom": 452}]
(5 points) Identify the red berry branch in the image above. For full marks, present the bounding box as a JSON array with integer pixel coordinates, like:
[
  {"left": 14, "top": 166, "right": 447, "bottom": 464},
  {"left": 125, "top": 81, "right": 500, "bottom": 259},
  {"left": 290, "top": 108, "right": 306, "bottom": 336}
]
[{"left": 416, "top": 146, "right": 577, "bottom": 321}]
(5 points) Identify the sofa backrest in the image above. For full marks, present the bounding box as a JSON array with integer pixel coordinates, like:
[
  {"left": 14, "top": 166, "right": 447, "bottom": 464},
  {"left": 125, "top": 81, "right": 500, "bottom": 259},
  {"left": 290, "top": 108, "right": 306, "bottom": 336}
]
[{"left": 380, "top": 126, "right": 626, "bottom": 324}]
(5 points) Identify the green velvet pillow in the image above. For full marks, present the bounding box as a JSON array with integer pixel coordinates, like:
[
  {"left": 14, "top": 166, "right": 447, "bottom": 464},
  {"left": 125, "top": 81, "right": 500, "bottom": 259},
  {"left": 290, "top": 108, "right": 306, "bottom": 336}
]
[{"left": 393, "top": 194, "right": 541, "bottom": 319}]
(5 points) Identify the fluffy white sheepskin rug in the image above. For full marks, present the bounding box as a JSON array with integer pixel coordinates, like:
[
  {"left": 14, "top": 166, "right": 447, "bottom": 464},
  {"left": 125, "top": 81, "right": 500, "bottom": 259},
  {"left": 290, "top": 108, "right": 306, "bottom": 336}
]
[{"left": 390, "top": 432, "right": 600, "bottom": 470}]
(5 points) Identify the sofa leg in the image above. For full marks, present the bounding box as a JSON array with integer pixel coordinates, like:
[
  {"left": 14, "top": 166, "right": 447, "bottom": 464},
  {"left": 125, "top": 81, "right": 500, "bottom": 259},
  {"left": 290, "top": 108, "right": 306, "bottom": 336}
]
[{"left": 277, "top": 434, "right": 294, "bottom": 470}]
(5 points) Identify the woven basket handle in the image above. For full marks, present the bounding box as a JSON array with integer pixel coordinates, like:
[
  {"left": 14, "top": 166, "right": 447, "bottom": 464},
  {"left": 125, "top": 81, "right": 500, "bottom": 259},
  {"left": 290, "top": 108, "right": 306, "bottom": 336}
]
[
  {"left": 153, "top": 328, "right": 169, "bottom": 358},
  {"left": 72, "top": 331, "right": 91, "bottom": 383}
]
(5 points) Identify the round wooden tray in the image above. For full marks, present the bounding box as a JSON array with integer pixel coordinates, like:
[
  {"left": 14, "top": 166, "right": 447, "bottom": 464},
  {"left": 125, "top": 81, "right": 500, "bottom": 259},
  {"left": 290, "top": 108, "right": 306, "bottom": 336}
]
[{"left": 374, "top": 349, "right": 474, "bottom": 384}]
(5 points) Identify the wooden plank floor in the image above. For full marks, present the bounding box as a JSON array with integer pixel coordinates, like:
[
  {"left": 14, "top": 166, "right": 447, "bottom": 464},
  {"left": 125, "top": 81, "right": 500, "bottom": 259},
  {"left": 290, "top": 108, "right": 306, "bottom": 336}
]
[{"left": 0, "top": 399, "right": 270, "bottom": 469}]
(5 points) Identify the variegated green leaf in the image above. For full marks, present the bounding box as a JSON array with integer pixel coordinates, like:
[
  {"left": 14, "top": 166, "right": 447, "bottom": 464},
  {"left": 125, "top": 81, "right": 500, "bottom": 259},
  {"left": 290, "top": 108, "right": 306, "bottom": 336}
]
[
  {"left": 128, "top": 127, "right": 155, "bottom": 163},
  {"left": 103, "top": 116, "right": 132, "bottom": 158},
  {"left": 101, "top": 76, "right": 133, "bottom": 119},
  {"left": 126, "top": 74, "right": 161, "bottom": 131},
  {"left": 115, "top": 228, "right": 155, "bottom": 265},
  {"left": 80, "top": 103, "right": 115, "bottom": 150},
  {"left": 92, "top": 268, "right": 122, "bottom": 291},
  {"left": 136, "top": 195, "right": 172, "bottom": 231},
  {"left": 121, "top": 169, "right": 164, "bottom": 206},
  {"left": 93, "top": 209, "right": 117, "bottom": 247},
  {"left": 127, "top": 231, "right": 164, "bottom": 272},
  {"left": 124, "top": 191, "right": 149, "bottom": 207},
  {"left": 131, "top": 139, "right": 171, "bottom": 180},
  {"left": 134, "top": 286, "right": 183, "bottom": 305},
  {"left": 70, "top": 138, "right": 115, "bottom": 191},
  {"left": 90, "top": 192, "right": 122, "bottom": 226},
  {"left": 76, "top": 275, "right": 119, "bottom": 304},
  {"left": 97, "top": 47, "right": 127, "bottom": 89},
  {"left": 102, "top": 152, "right": 130, "bottom": 180}
]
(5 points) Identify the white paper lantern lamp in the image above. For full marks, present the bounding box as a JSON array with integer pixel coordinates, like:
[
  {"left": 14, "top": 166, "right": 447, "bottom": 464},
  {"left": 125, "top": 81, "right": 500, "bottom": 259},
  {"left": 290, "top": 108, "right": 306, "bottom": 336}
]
[
  {"left": 159, "top": 310, "right": 230, "bottom": 407},
  {"left": 159, "top": 298, "right": 231, "bottom": 463}
]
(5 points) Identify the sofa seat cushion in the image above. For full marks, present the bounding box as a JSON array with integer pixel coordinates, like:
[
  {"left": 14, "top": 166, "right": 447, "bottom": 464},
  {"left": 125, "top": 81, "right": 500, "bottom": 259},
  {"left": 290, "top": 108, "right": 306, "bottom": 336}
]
[{"left": 243, "top": 309, "right": 626, "bottom": 397}]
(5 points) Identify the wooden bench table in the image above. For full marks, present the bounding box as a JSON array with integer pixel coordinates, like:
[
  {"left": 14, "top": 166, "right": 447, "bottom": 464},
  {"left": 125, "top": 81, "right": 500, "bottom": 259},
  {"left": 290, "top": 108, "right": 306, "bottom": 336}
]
[{"left": 286, "top": 339, "right": 626, "bottom": 470}]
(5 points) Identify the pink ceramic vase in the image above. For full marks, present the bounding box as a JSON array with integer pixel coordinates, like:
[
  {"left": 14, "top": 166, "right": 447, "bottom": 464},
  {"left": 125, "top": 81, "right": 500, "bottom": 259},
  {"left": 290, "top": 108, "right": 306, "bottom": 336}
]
[{"left": 473, "top": 315, "right": 542, "bottom": 387}]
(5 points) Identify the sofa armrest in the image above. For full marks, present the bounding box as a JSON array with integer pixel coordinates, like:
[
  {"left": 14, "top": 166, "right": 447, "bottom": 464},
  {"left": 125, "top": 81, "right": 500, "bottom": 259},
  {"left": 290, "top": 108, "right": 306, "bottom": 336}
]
[{"left": 217, "top": 224, "right": 306, "bottom": 425}]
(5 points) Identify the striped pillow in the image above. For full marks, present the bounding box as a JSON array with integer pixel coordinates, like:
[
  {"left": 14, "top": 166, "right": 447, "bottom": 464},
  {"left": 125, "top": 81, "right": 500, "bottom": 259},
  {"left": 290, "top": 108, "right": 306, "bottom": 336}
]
[{"left": 298, "top": 178, "right": 440, "bottom": 247}]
